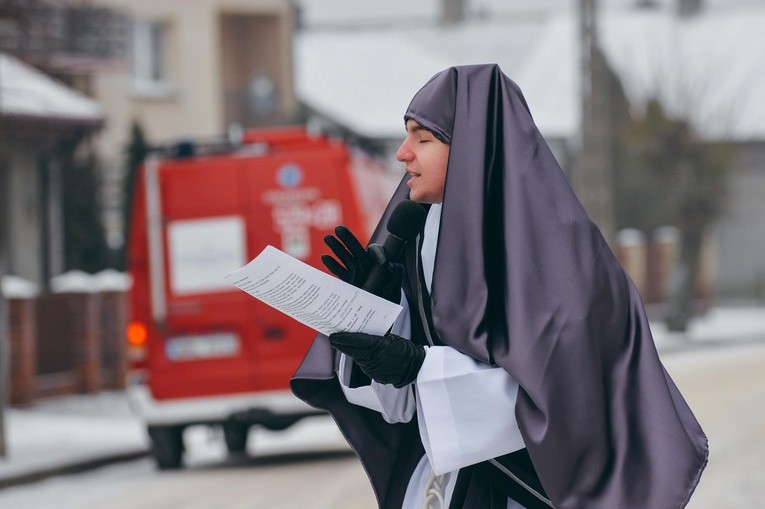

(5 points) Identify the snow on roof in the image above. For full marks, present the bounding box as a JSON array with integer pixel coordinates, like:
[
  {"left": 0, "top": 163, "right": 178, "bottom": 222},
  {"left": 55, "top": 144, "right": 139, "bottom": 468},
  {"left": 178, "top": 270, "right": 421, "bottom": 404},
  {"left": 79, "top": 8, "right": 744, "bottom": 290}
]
[
  {"left": 600, "top": 9, "right": 765, "bottom": 141},
  {"left": 474, "top": 0, "right": 765, "bottom": 16},
  {"left": 295, "top": 0, "right": 439, "bottom": 27},
  {"left": 295, "top": 19, "right": 545, "bottom": 139},
  {"left": 516, "top": 8, "right": 765, "bottom": 141},
  {"left": 414, "top": 18, "right": 545, "bottom": 72},
  {"left": 296, "top": 7, "right": 765, "bottom": 142},
  {"left": 512, "top": 16, "right": 580, "bottom": 140},
  {"left": 296, "top": 32, "right": 454, "bottom": 139},
  {"left": 0, "top": 52, "right": 104, "bottom": 125},
  {"left": 295, "top": 0, "right": 765, "bottom": 28}
]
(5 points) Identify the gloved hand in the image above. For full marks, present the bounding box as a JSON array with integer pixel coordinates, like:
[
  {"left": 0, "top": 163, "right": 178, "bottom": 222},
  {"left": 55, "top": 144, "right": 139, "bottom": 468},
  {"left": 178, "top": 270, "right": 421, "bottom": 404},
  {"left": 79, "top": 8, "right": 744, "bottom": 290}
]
[
  {"left": 329, "top": 332, "right": 425, "bottom": 388},
  {"left": 322, "top": 226, "right": 403, "bottom": 303}
]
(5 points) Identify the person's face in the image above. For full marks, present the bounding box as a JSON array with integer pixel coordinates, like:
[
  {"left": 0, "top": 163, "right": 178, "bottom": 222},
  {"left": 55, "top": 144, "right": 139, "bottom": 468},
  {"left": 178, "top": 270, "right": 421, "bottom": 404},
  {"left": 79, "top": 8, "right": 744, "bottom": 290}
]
[{"left": 395, "top": 120, "right": 450, "bottom": 204}]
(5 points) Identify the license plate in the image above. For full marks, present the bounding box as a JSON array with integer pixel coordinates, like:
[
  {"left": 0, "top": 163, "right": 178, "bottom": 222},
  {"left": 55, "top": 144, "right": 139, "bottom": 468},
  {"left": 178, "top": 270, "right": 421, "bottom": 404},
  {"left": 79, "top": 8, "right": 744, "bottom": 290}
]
[{"left": 166, "top": 333, "right": 240, "bottom": 361}]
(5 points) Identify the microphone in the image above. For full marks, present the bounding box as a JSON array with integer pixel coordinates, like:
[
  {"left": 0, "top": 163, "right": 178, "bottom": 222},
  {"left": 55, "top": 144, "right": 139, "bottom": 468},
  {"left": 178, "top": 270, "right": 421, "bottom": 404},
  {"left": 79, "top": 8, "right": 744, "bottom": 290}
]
[{"left": 362, "top": 200, "right": 427, "bottom": 294}]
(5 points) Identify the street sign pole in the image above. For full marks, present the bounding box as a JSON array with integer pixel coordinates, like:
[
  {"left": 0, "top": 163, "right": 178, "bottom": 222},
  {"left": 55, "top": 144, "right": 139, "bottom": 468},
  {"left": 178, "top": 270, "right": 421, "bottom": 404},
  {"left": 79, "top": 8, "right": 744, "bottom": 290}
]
[
  {"left": 0, "top": 66, "right": 8, "bottom": 457},
  {"left": 0, "top": 246, "right": 7, "bottom": 459},
  {"left": 0, "top": 161, "right": 8, "bottom": 459},
  {"left": 578, "top": 0, "right": 616, "bottom": 245}
]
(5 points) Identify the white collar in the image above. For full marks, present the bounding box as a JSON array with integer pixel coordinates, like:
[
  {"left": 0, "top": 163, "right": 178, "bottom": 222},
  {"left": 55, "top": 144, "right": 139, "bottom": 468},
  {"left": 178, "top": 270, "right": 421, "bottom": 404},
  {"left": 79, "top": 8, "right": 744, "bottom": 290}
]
[{"left": 420, "top": 203, "right": 442, "bottom": 294}]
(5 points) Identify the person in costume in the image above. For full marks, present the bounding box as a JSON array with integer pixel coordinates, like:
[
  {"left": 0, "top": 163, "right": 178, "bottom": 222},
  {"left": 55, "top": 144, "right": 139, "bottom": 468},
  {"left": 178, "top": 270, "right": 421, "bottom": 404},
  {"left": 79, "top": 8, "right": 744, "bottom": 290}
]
[{"left": 291, "top": 64, "right": 708, "bottom": 509}]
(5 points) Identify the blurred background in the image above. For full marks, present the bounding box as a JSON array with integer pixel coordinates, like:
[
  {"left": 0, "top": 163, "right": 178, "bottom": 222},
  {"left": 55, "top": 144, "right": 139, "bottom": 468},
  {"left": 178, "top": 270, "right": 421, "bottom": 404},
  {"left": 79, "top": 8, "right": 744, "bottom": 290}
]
[{"left": 0, "top": 0, "right": 763, "bottom": 507}]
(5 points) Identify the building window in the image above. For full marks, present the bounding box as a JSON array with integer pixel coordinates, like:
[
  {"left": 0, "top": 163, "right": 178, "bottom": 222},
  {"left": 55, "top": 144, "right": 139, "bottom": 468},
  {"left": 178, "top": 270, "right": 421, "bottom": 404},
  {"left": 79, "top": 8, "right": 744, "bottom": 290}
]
[{"left": 131, "top": 20, "right": 174, "bottom": 98}]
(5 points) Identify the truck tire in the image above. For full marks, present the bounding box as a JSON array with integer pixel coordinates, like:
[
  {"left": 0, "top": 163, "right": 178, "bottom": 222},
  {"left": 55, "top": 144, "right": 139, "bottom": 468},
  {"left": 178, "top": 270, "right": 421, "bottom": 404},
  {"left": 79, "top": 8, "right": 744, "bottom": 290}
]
[
  {"left": 223, "top": 421, "right": 249, "bottom": 454},
  {"left": 263, "top": 416, "right": 299, "bottom": 431},
  {"left": 148, "top": 425, "right": 184, "bottom": 470}
]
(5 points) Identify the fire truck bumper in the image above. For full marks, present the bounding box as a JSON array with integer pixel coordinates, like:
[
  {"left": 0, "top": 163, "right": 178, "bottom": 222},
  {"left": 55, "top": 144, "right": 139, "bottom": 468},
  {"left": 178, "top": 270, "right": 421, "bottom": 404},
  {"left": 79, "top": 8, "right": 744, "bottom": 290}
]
[{"left": 126, "top": 375, "right": 321, "bottom": 427}]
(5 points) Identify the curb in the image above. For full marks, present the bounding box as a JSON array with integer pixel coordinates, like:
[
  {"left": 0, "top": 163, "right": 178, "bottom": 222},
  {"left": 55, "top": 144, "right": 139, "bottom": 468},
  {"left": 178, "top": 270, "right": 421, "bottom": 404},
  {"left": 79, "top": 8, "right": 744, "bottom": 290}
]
[
  {"left": 0, "top": 449, "right": 148, "bottom": 490},
  {"left": 657, "top": 335, "right": 765, "bottom": 355}
]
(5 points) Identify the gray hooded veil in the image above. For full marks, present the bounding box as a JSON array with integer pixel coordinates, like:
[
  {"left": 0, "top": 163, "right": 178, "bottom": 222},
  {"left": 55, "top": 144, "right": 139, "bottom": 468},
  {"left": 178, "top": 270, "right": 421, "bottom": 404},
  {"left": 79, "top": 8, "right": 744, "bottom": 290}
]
[{"left": 292, "top": 64, "right": 708, "bottom": 508}]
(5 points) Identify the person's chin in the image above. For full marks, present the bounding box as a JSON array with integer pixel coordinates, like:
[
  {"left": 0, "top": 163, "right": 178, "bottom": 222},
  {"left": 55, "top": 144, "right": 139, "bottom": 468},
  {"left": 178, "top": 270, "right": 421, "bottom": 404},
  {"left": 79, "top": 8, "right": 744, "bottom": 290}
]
[
  {"left": 411, "top": 193, "right": 434, "bottom": 205},
  {"left": 407, "top": 180, "right": 419, "bottom": 198}
]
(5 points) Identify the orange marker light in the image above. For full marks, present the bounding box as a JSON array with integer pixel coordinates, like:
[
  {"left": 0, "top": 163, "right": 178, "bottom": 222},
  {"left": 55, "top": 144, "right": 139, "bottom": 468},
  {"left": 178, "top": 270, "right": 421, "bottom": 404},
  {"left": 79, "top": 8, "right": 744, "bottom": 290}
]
[{"left": 126, "top": 322, "right": 148, "bottom": 347}]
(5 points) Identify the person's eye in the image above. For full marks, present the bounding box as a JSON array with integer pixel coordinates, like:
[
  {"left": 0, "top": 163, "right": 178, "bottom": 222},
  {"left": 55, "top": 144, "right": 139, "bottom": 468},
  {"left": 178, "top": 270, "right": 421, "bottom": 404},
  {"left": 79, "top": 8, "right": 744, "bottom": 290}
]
[{"left": 418, "top": 139, "right": 430, "bottom": 144}]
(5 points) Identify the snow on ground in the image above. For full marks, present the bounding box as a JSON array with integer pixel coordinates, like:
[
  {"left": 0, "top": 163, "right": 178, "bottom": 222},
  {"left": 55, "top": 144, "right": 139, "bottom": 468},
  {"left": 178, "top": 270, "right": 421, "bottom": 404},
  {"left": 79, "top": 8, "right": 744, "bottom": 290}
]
[
  {"left": 651, "top": 306, "right": 765, "bottom": 352},
  {"left": 0, "top": 392, "right": 348, "bottom": 484},
  {"left": 0, "top": 392, "right": 147, "bottom": 481},
  {"left": 0, "top": 305, "right": 762, "bottom": 489}
]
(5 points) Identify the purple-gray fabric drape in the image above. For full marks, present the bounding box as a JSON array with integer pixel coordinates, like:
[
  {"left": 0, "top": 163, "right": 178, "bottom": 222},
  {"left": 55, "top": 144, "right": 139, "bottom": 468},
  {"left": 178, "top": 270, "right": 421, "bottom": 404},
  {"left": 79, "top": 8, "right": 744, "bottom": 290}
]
[{"left": 292, "top": 64, "right": 708, "bottom": 508}]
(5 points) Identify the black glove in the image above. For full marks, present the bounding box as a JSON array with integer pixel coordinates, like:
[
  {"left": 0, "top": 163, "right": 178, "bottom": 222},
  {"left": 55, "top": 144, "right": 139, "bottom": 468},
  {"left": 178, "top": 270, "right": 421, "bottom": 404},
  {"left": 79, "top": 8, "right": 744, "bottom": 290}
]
[
  {"left": 321, "top": 226, "right": 403, "bottom": 304},
  {"left": 329, "top": 332, "right": 425, "bottom": 388}
]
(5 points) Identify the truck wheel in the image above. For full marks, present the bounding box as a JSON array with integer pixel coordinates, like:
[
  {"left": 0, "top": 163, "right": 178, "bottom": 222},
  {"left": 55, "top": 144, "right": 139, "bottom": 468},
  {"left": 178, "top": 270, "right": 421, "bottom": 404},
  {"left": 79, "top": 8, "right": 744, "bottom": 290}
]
[
  {"left": 148, "top": 425, "right": 184, "bottom": 470},
  {"left": 223, "top": 421, "right": 249, "bottom": 454},
  {"left": 263, "top": 416, "right": 299, "bottom": 431}
]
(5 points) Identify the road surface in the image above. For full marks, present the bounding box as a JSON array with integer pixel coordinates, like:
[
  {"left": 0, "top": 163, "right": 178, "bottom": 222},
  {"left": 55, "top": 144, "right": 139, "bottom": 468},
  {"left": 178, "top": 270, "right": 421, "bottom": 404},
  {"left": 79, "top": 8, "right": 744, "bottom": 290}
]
[{"left": 0, "top": 343, "right": 762, "bottom": 508}]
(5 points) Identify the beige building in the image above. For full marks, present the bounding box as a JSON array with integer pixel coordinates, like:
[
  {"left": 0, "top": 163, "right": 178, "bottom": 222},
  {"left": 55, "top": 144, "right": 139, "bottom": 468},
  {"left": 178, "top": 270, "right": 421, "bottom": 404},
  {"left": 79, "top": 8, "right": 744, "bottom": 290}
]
[{"left": 88, "top": 0, "right": 296, "bottom": 247}]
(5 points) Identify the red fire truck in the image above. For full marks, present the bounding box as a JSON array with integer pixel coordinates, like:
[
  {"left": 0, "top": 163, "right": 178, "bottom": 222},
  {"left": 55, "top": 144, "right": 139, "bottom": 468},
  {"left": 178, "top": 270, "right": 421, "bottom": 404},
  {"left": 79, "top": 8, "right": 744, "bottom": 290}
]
[{"left": 126, "top": 127, "right": 379, "bottom": 469}]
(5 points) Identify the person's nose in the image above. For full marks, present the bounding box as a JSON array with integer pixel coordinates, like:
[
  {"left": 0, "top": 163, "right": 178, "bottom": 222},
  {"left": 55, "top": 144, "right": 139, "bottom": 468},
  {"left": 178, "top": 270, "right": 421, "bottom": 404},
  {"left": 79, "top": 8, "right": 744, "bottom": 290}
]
[{"left": 396, "top": 140, "right": 413, "bottom": 162}]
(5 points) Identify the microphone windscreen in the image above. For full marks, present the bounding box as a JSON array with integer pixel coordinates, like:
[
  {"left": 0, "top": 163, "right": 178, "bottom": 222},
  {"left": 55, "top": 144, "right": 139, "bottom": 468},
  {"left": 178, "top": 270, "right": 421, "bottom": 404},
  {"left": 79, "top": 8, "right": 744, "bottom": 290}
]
[{"left": 387, "top": 200, "right": 427, "bottom": 241}]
